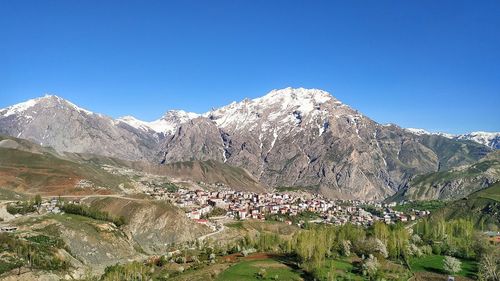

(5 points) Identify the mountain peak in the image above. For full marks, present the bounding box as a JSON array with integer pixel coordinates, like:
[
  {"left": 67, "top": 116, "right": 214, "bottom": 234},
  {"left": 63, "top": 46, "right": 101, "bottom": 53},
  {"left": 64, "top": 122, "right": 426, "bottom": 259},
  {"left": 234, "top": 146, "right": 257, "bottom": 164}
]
[
  {"left": 1, "top": 94, "right": 94, "bottom": 117},
  {"left": 118, "top": 110, "right": 199, "bottom": 134},
  {"left": 148, "top": 110, "right": 199, "bottom": 134},
  {"left": 251, "top": 87, "right": 342, "bottom": 115},
  {"left": 205, "top": 87, "right": 347, "bottom": 129},
  {"left": 117, "top": 115, "right": 154, "bottom": 132},
  {"left": 41, "top": 93, "right": 63, "bottom": 100},
  {"left": 256, "top": 87, "right": 335, "bottom": 104},
  {"left": 161, "top": 110, "right": 200, "bottom": 120}
]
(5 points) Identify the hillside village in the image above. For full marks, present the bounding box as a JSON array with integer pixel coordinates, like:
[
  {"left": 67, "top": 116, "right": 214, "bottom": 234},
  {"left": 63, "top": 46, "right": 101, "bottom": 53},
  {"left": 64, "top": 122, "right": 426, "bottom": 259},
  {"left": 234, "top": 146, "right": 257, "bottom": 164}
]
[
  {"left": 147, "top": 186, "right": 431, "bottom": 228},
  {"left": 1, "top": 186, "right": 433, "bottom": 235}
]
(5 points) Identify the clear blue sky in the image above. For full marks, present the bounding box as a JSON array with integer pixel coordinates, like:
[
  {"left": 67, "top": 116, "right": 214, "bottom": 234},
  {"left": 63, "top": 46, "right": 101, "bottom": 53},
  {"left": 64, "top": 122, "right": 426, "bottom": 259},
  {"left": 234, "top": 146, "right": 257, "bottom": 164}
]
[{"left": 1, "top": 1, "right": 499, "bottom": 134}]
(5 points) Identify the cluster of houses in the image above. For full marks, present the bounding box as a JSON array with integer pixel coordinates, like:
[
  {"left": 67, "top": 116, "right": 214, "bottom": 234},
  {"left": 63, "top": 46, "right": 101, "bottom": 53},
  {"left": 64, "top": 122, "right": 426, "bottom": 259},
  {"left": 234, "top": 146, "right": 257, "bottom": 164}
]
[
  {"left": 39, "top": 198, "right": 64, "bottom": 214},
  {"left": 148, "top": 187, "right": 431, "bottom": 227}
]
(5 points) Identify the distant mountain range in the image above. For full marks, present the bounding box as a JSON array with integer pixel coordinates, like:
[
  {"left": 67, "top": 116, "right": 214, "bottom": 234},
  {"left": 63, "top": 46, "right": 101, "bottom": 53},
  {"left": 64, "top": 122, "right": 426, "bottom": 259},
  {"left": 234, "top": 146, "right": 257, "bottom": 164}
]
[
  {"left": 0, "top": 88, "right": 495, "bottom": 200},
  {"left": 405, "top": 128, "right": 500, "bottom": 150}
]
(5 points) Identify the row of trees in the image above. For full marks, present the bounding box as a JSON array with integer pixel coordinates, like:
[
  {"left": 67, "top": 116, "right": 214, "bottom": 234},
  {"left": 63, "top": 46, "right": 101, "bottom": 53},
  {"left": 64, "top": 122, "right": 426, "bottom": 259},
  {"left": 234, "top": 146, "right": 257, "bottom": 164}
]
[
  {"left": 414, "top": 215, "right": 481, "bottom": 259},
  {"left": 60, "top": 203, "right": 127, "bottom": 226}
]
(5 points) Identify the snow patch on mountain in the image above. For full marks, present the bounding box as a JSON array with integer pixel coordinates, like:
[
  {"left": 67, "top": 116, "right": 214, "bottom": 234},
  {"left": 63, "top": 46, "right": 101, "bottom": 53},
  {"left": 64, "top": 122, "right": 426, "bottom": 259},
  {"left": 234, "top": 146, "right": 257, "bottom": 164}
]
[
  {"left": 59, "top": 97, "right": 94, "bottom": 115},
  {"left": 406, "top": 128, "right": 431, "bottom": 135},
  {"left": 0, "top": 95, "right": 94, "bottom": 117},
  {"left": 252, "top": 87, "right": 333, "bottom": 115},
  {"left": 206, "top": 87, "right": 336, "bottom": 130},
  {"left": 456, "top": 132, "right": 500, "bottom": 149},
  {"left": 1, "top": 98, "right": 39, "bottom": 117},
  {"left": 118, "top": 110, "right": 199, "bottom": 134},
  {"left": 118, "top": 116, "right": 154, "bottom": 131},
  {"left": 149, "top": 110, "right": 199, "bottom": 134}
]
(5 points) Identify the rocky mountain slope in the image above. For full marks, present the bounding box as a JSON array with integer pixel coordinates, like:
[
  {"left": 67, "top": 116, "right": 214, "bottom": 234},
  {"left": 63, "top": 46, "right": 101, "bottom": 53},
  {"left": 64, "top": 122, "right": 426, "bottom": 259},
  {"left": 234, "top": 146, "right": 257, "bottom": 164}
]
[
  {"left": 390, "top": 151, "right": 500, "bottom": 201},
  {"left": 152, "top": 160, "right": 267, "bottom": 193},
  {"left": 0, "top": 135, "right": 265, "bottom": 195},
  {"left": 430, "top": 182, "right": 500, "bottom": 230},
  {"left": 0, "top": 95, "right": 159, "bottom": 161},
  {"left": 163, "top": 88, "right": 489, "bottom": 200},
  {"left": 1, "top": 88, "right": 492, "bottom": 200},
  {"left": 0, "top": 135, "right": 134, "bottom": 195}
]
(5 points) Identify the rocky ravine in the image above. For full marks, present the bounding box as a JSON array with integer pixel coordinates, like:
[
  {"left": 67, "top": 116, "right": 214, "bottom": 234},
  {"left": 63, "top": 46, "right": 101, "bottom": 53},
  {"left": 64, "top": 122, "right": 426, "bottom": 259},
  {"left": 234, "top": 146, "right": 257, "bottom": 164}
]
[{"left": 0, "top": 88, "right": 492, "bottom": 200}]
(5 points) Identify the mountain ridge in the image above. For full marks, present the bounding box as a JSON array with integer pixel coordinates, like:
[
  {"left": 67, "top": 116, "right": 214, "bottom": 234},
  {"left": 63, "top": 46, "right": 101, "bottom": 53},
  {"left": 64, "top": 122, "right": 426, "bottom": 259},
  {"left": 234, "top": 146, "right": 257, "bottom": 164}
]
[
  {"left": 4, "top": 91, "right": 497, "bottom": 149},
  {"left": 405, "top": 128, "right": 500, "bottom": 149},
  {"left": 0, "top": 88, "right": 493, "bottom": 200}
]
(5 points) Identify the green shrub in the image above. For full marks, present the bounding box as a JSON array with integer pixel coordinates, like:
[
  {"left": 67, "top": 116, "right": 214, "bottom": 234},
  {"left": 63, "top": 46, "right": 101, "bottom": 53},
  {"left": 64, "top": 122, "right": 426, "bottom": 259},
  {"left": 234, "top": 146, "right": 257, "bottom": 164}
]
[{"left": 6, "top": 200, "right": 37, "bottom": 215}]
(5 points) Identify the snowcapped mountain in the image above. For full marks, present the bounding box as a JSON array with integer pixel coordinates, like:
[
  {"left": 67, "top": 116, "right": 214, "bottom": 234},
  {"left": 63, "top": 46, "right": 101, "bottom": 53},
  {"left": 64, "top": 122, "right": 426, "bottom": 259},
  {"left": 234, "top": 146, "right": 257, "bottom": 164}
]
[
  {"left": 0, "top": 88, "right": 492, "bottom": 200},
  {"left": 149, "top": 110, "right": 199, "bottom": 134},
  {"left": 405, "top": 128, "right": 431, "bottom": 136},
  {"left": 1, "top": 94, "right": 93, "bottom": 119},
  {"left": 0, "top": 95, "right": 159, "bottom": 161},
  {"left": 206, "top": 88, "right": 337, "bottom": 130},
  {"left": 159, "top": 87, "right": 489, "bottom": 200},
  {"left": 455, "top": 132, "right": 500, "bottom": 150},
  {"left": 117, "top": 115, "right": 155, "bottom": 132},
  {"left": 118, "top": 110, "right": 199, "bottom": 135},
  {"left": 404, "top": 128, "right": 499, "bottom": 149}
]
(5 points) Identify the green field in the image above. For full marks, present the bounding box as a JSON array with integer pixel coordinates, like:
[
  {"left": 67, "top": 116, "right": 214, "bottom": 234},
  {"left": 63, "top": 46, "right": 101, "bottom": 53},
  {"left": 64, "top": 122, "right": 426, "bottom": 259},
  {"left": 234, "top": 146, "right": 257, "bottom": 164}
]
[
  {"left": 216, "top": 258, "right": 304, "bottom": 281},
  {"left": 314, "top": 258, "right": 364, "bottom": 281},
  {"left": 410, "top": 255, "right": 477, "bottom": 278}
]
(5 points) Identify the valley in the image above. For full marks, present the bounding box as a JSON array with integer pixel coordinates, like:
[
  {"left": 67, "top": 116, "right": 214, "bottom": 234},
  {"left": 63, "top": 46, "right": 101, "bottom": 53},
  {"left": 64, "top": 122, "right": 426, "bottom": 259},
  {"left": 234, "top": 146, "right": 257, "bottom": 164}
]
[
  {"left": 0, "top": 89, "right": 492, "bottom": 201},
  {"left": 0, "top": 89, "right": 499, "bottom": 281},
  {"left": 4, "top": 0, "right": 500, "bottom": 278}
]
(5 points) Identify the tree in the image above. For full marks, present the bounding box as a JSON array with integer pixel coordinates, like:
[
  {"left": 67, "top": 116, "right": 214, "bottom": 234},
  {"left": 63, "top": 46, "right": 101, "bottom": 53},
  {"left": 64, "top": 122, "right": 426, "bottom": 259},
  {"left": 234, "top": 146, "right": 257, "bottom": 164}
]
[
  {"left": 373, "top": 221, "right": 389, "bottom": 243},
  {"left": 387, "top": 224, "right": 410, "bottom": 260},
  {"left": 443, "top": 256, "right": 461, "bottom": 275},
  {"left": 257, "top": 268, "right": 267, "bottom": 279},
  {"left": 34, "top": 194, "right": 42, "bottom": 207},
  {"left": 478, "top": 251, "right": 500, "bottom": 281},
  {"left": 341, "top": 240, "right": 351, "bottom": 257},
  {"left": 374, "top": 238, "right": 388, "bottom": 258},
  {"left": 361, "top": 254, "right": 380, "bottom": 279}
]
